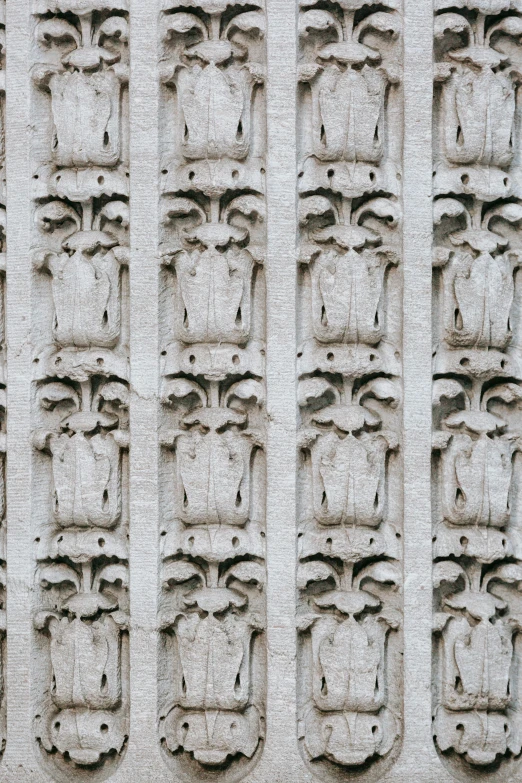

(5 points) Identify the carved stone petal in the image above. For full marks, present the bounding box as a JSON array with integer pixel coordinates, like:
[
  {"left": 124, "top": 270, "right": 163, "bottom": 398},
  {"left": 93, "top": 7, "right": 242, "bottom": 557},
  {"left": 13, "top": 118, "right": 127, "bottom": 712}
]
[
  {"left": 38, "top": 707, "right": 127, "bottom": 767},
  {"left": 303, "top": 708, "right": 393, "bottom": 766},
  {"left": 50, "top": 433, "right": 121, "bottom": 528},
  {"left": 176, "top": 430, "right": 251, "bottom": 525},
  {"left": 311, "top": 615, "right": 385, "bottom": 711},
  {"left": 175, "top": 614, "right": 252, "bottom": 710},
  {"left": 310, "top": 65, "right": 385, "bottom": 164},
  {"left": 311, "top": 431, "right": 388, "bottom": 527},
  {"left": 177, "top": 65, "right": 252, "bottom": 161},
  {"left": 49, "top": 248, "right": 121, "bottom": 348},
  {"left": 49, "top": 616, "right": 121, "bottom": 710},
  {"left": 175, "top": 248, "right": 253, "bottom": 344},
  {"left": 49, "top": 71, "right": 121, "bottom": 168},
  {"left": 440, "top": 616, "right": 512, "bottom": 711},
  {"left": 163, "top": 705, "right": 261, "bottom": 766},
  {"left": 310, "top": 248, "right": 386, "bottom": 344},
  {"left": 434, "top": 707, "right": 510, "bottom": 766},
  {"left": 442, "top": 251, "right": 513, "bottom": 349},
  {"left": 440, "top": 434, "right": 513, "bottom": 527}
]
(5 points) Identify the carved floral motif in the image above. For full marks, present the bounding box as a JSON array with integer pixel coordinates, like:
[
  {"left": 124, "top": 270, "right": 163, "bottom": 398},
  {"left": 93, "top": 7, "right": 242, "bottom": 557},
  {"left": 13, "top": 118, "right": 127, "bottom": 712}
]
[
  {"left": 35, "top": 559, "right": 128, "bottom": 766},
  {"left": 33, "top": 198, "right": 129, "bottom": 349},
  {"left": 433, "top": 3, "right": 522, "bottom": 774},
  {"left": 31, "top": 0, "right": 130, "bottom": 775},
  {"left": 33, "top": 2, "right": 128, "bottom": 170},
  {"left": 297, "top": 2, "right": 403, "bottom": 776},
  {"left": 298, "top": 560, "right": 401, "bottom": 767},
  {"left": 161, "top": 377, "right": 263, "bottom": 526},
  {"left": 34, "top": 379, "right": 128, "bottom": 528},
  {"left": 299, "top": 195, "right": 400, "bottom": 346},
  {"left": 298, "top": 0, "right": 400, "bottom": 165},
  {"left": 161, "top": 0, "right": 265, "bottom": 164},
  {"left": 435, "top": 5, "right": 522, "bottom": 170},
  {"left": 162, "top": 193, "right": 264, "bottom": 346},
  {"left": 160, "top": 558, "right": 264, "bottom": 767},
  {"left": 299, "top": 376, "right": 399, "bottom": 528},
  {"left": 159, "top": 0, "right": 267, "bottom": 776},
  {"left": 298, "top": 0, "right": 401, "bottom": 199},
  {"left": 434, "top": 198, "right": 522, "bottom": 350},
  {"left": 433, "top": 560, "right": 522, "bottom": 766}
]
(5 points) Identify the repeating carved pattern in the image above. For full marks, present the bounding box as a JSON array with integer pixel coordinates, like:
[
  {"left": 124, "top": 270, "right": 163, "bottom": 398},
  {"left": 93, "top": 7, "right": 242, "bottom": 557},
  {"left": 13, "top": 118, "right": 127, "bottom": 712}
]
[
  {"left": 297, "top": 0, "right": 403, "bottom": 778},
  {"left": 432, "top": 0, "right": 522, "bottom": 776},
  {"left": 158, "top": 0, "right": 267, "bottom": 778},
  {"left": 30, "top": 0, "right": 129, "bottom": 776}
]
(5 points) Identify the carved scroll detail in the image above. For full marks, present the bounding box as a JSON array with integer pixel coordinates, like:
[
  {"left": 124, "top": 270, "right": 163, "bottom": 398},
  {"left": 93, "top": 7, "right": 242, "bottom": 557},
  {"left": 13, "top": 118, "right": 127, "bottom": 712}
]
[
  {"left": 433, "top": 1, "right": 522, "bottom": 776},
  {"left": 158, "top": 0, "right": 267, "bottom": 778},
  {"left": 297, "top": 0, "right": 403, "bottom": 778},
  {"left": 31, "top": 0, "right": 129, "bottom": 775}
]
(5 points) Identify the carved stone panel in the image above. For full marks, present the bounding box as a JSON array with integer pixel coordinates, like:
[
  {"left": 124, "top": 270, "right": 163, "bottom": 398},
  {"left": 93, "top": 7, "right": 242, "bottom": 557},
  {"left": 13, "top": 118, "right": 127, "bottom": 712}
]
[
  {"left": 297, "top": 1, "right": 404, "bottom": 779},
  {"left": 4, "top": 0, "right": 514, "bottom": 778},
  {"left": 30, "top": 0, "right": 130, "bottom": 777},
  {"left": 433, "top": 1, "right": 522, "bottom": 778},
  {"left": 158, "top": 0, "right": 267, "bottom": 779}
]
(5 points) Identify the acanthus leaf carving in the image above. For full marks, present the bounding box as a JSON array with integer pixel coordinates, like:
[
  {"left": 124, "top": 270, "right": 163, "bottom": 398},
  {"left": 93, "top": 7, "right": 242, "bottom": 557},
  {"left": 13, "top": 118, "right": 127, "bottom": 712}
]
[
  {"left": 33, "top": 8, "right": 128, "bottom": 171},
  {"left": 161, "top": 3, "right": 264, "bottom": 168},
  {"left": 161, "top": 376, "right": 263, "bottom": 527},
  {"left": 297, "top": 0, "right": 403, "bottom": 777},
  {"left": 432, "top": 5, "right": 522, "bottom": 775},
  {"left": 159, "top": 0, "right": 267, "bottom": 776},
  {"left": 31, "top": 0, "right": 130, "bottom": 774},
  {"left": 35, "top": 378, "right": 128, "bottom": 529},
  {"left": 34, "top": 197, "right": 129, "bottom": 350},
  {"left": 433, "top": 560, "right": 522, "bottom": 766},
  {"left": 298, "top": 559, "right": 401, "bottom": 767},
  {"left": 300, "top": 194, "right": 400, "bottom": 346},
  {"left": 162, "top": 192, "right": 264, "bottom": 346}
]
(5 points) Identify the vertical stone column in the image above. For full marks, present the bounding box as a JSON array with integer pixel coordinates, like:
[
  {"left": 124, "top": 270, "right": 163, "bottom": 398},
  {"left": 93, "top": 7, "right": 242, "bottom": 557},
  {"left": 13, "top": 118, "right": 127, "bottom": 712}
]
[
  {"left": 0, "top": 0, "right": 6, "bottom": 760},
  {"left": 296, "top": 1, "right": 404, "bottom": 777},
  {"left": 157, "top": 0, "right": 267, "bottom": 777},
  {"left": 29, "top": 1, "right": 130, "bottom": 776},
  {"left": 124, "top": 0, "right": 165, "bottom": 778},
  {"left": 400, "top": 0, "right": 437, "bottom": 780},
  {"left": 5, "top": 0, "right": 34, "bottom": 776},
  {"left": 432, "top": 2, "right": 522, "bottom": 778}
]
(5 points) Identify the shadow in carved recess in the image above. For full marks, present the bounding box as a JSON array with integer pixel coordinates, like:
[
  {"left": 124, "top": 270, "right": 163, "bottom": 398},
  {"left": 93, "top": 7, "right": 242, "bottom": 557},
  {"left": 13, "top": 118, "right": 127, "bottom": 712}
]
[
  {"left": 432, "top": 0, "right": 522, "bottom": 779},
  {"left": 157, "top": 0, "right": 267, "bottom": 779},
  {"left": 30, "top": 1, "right": 130, "bottom": 779},
  {"left": 297, "top": 0, "right": 403, "bottom": 780}
]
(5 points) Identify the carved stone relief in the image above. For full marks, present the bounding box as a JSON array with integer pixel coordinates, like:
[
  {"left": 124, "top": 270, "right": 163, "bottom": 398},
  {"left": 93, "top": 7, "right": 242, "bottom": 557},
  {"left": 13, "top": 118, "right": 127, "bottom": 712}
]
[
  {"left": 5, "top": 0, "right": 521, "bottom": 778},
  {"left": 30, "top": 0, "right": 129, "bottom": 777},
  {"left": 297, "top": 0, "right": 403, "bottom": 778},
  {"left": 158, "top": 0, "right": 267, "bottom": 778},
  {"left": 433, "top": 0, "right": 522, "bottom": 777}
]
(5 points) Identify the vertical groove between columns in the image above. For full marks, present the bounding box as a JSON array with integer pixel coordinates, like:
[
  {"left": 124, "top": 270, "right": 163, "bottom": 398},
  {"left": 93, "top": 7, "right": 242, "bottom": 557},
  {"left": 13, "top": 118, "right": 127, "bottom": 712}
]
[
  {"left": 123, "top": 2, "right": 166, "bottom": 778},
  {"left": 399, "top": 1, "right": 440, "bottom": 780},
  {"left": 250, "top": 1, "right": 310, "bottom": 780},
  {"left": 4, "top": 1, "right": 38, "bottom": 778}
]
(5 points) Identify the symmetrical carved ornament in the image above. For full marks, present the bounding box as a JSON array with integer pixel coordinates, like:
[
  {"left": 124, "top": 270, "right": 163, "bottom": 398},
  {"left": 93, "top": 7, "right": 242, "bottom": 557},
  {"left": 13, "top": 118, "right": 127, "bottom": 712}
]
[
  {"left": 31, "top": 0, "right": 129, "bottom": 776},
  {"left": 297, "top": 1, "right": 403, "bottom": 778},
  {"left": 433, "top": 1, "right": 522, "bottom": 776},
  {"left": 158, "top": 0, "right": 267, "bottom": 778}
]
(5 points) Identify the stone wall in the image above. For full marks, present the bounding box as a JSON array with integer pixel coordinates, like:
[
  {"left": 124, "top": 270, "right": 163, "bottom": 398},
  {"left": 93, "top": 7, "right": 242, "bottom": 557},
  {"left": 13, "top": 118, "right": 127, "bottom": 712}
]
[{"left": 1, "top": 0, "right": 520, "bottom": 781}]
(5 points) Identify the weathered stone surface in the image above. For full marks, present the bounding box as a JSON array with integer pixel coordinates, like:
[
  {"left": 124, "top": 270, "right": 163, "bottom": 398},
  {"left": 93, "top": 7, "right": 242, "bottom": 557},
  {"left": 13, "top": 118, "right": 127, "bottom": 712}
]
[{"left": 2, "top": 0, "right": 522, "bottom": 781}]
